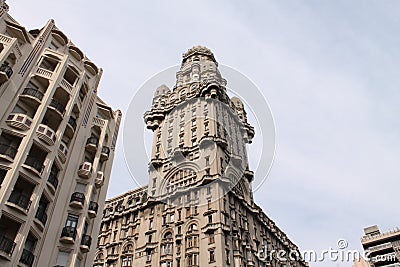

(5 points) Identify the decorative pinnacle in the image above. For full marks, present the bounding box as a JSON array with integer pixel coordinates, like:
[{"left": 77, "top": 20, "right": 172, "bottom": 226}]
[{"left": 182, "top": 45, "right": 217, "bottom": 63}]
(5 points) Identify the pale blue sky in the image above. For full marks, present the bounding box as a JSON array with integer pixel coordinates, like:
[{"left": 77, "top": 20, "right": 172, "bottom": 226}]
[{"left": 11, "top": 1, "right": 400, "bottom": 266}]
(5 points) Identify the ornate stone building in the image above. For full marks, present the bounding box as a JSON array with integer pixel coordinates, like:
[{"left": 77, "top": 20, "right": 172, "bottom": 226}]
[
  {"left": 95, "top": 46, "right": 307, "bottom": 267},
  {"left": 0, "top": 2, "right": 121, "bottom": 266}
]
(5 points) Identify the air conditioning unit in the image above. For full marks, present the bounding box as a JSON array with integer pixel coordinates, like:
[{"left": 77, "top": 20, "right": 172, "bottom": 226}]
[
  {"left": 95, "top": 171, "right": 104, "bottom": 188},
  {"left": 77, "top": 162, "right": 92, "bottom": 178}
]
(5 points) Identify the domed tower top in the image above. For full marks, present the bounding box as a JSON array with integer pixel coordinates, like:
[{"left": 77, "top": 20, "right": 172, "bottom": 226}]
[{"left": 181, "top": 45, "right": 218, "bottom": 66}]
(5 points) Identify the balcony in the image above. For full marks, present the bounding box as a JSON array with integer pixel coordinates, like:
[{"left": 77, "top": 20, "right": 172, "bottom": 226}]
[
  {"left": 80, "top": 234, "right": 92, "bottom": 253},
  {"left": 0, "top": 143, "right": 17, "bottom": 161},
  {"left": 48, "top": 98, "right": 65, "bottom": 117},
  {"left": 85, "top": 137, "right": 98, "bottom": 152},
  {"left": 7, "top": 191, "right": 31, "bottom": 214},
  {"left": 60, "top": 78, "right": 73, "bottom": 93},
  {"left": 94, "top": 171, "right": 104, "bottom": 188},
  {"left": 23, "top": 155, "right": 44, "bottom": 175},
  {"left": 88, "top": 201, "right": 98, "bottom": 218},
  {"left": 77, "top": 162, "right": 92, "bottom": 178},
  {"left": 100, "top": 146, "right": 110, "bottom": 161},
  {"left": 36, "top": 124, "right": 56, "bottom": 146},
  {"left": 0, "top": 63, "right": 13, "bottom": 84},
  {"left": 60, "top": 226, "right": 77, "bottom": 244},
  {"left": 0, "top": 235, "right": 16, "bottom": 259},
  {"left": 34, "top": 207, "right": 48, "bottom": 229},
  {"left": 21, "top": 88, "right": 44, "bottom": 103},
  {"left": 35, "top": 67, "right": 53, "bottom": 79},
  {"left": 67, "top": 117, "right": 77, "bottom": 132},
  {"left": 70, "top": 192, "right": 85, "bottom": 209},
  {"left": 58, "top": 142, "right": 68, "bottom": 163},
  {"left": 47, "top": 171, "right": 58, "bottom": 192},
  {"left": 6, "top": 113, "right": 32, "bottom": 131},
  {"left": 19, "top": 249, "right": 34, "bottom": 267}
]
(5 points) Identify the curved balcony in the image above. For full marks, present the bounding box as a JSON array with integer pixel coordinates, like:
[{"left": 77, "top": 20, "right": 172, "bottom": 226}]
[
  {"left": 19, "top": 249, "right": 34, "bottom": 267},
  {"left": 85, "top": 137, "right": 98, "bottom": 152},
  {"left": 60, "top": 226, "right": 77, "bottom": 244},
  {"left": 48, "top": 98, "right": 65, "bottom": 117},
  {"left": 0, "top": 63, "right": 13, "bottom": 84},
  {"left": 34, "top": 206, "right": 48, "bottom": 230},
  {"left": 36, "top": 124, "right": 56, "bottom": 146},
  {"left": 6, "top": 113, "right": 32, "bottom": 131},
  {"left": 67, "top": 117, "right": 77, "bottom": 132},
  {"left": 21, "top": 87, "right": 44, "bottom": 104},
  {"left": 58, "top": 142, "right": 68, "bottom": 163},
  {"left": 88, "top": 201, "right": 98, "bottom": 218},
  {"left": 100, "top": 146, "right": 110, "bottom": 161},
  {"left": 94, "top": 171, "right": 104, "bottom": 188},
  {"left": 77, "top": 162, "right": 92, "bottom": 178},
  {"left": 0, "top": 143, "right": 17, "bottom": 161},
  {"left": 80, "top": 234, "right": 92, "bottom": 253},
  {"left": 0, "top": 235, "right": 16, "bottom": 259},
  {"left": 7, "top": 191, "right": 31, "bottom": 214},
  {"left": 23, "top": 155, "right": 44, "bottom": 176},
  {"left": 47, "top": 172, "right": 58, "bottom": 192},
  {"left": 70, "top": 192, "right": 85, "bottom": 209}
]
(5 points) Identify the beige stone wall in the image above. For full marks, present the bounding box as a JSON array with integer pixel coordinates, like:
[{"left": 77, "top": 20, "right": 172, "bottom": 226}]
[{"left": 0, "top": 6, "right": 120, "bottom": 267}]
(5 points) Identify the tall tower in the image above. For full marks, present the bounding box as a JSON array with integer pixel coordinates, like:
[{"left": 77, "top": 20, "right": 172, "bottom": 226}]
[
  {"left": 0, "top": 3, "right": 121, "bottom": 267},
  {"left": 144, "top": 45, "right": 255, "bottom": 206},
  {"left": 95, "top": 46, "right": 307, "bottom": 267}
]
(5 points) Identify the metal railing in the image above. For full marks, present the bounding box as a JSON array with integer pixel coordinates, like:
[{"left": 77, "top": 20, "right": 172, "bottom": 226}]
[
  {"left": 80, "top": 234, "right": 92, "bottom": 247},
  {"left": 8, "top": 191, "right": 31, "bottom": 210},
  {"left": 47, "top": 171, "right": 59, "bottom": 189},
  {"left": 70, "top": 192, "right": 85, "bottom": 205},
  {"left": 0, "top": 63, "right": 13, "bottom": 78},
  {"left": 61, "top": 226, "right": 77, "bottom": 240},
  {"left": 19, "top": 248, "right": 34, "bottom": 267},
  {"left": 0, "top": 143, "right": 17, "bottom": 159},
  {"left": 49, "top": 99, "right": 65, "bottom": 115},
  {"left": 22, "top": 88, "right": 44, "bottom": 101},
  {"left": 24, "top": 155, "right": 44, "bottom": 173},
  {"left": 0, "top": 235, "right": 16, "bottom": 255},
  {"left": 35, "top": 206, "right": 48, "bottom": 226}
]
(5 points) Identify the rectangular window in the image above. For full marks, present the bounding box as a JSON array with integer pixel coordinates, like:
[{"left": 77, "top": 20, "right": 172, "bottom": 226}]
[
  {"left": 209, "top": 250, "right": 215, "bottom": 263},
  {"left": 65, "top": 214, "right": 79, "bottom": 228}
]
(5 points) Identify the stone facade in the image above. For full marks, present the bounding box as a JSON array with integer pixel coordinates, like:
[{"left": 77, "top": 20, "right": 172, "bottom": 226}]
[
  {"left": 0, "top": 2, "right": 121, "bottom": 266},
  {"left": 94, "top": 46, "right": 307, "bottom": 267}
]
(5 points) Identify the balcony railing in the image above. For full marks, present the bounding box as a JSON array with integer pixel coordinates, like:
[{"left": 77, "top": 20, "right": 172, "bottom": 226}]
[
  {"left": 0, "top": 63, "right": 13, "bottom": 78},
  {"left": 70, "top": 192, "right": 85, "bottom": 208},
  {"left": 100, "top": 146, "right": 110, "bottom": 161},
  {"left": 0, "top": 235, "right": 16, "bottom": 256},
  {"left": 47, "top": 171, "right": 59, "bottom": 190},
  {"left": 0, "top": 143, "right": 17, "bottom": 159},
  {"left": 80, "top": 234, "right": 92, "bottom": 252},
  {"left": 49, "top": 99, "right": 65, "bottom": 115},
  {"left": 21, "top": 88, "right": 44, "bottom": 102},
  {"left": 24, "top": 155, "right": 44, "bottom": 174},
  {"left": 35, "top": 206, "right": 48, "bottom": 226},
  {"left": 68, "top": 117, "right": 77, "bottom": 131},
  {"left": 8, "top": 191, "right": 31, "bottom": 211},
  {"left": 88, "top": 201, "right": 98, "bottom": 218},
  {"left": 88, "top": 201, "right": 98, "bottom": 213},
  {"left": 61, "top": 226, "right": 77, "bottom": 240},
  {"left": 19, "top": 249, "right": 34, "bottom": 267},
  {"left": 86, "top": 137, "right": 99, "bottom": 146}
]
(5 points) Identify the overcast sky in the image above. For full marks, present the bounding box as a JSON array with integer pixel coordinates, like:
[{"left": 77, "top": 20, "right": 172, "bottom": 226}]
[{"left": 10, "top": 1, "right": 400, "bottom": 266}]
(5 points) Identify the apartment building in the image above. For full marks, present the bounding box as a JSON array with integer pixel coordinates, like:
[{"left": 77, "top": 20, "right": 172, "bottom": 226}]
[
  {"left": 94, "top": 46, "right": 307, "bottom": 267},
  {"left": 0, "top": 1, "right": 121, "bottom": 266},
  {"left": 361, "top": 225, "right": 400, "bottom": 267}
]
